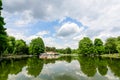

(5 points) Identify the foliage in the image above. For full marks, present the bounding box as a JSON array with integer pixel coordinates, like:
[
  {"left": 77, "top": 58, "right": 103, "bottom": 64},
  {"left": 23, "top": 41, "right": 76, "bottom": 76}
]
[
  {"left": 117, "top": 44, "right": 120, "bottom": 54},
  {"left": 78, "top": 37, "right": 93, "bottom": 55},
  {"left": 0, "top": 0, "right": 8, "bottom": 56},
  {"left": 56, "top": 49, "right": 65, "bottom": 54},
  {"left": 94, "top": 38, "right": 104, "bottom": 55},
  {"left": 56, "top": 48, "right": 72, "bottom": 54},
  {"left": 72, "top": 49, "right": 79, "bottom": 54},
  {"left": 29, "top": 37, "right": 45, "bottom": 55},
  {"left": 105, "top": 37, "right": 117, "bottom": 54},
  {"left": 14, "top": 39, "right": 28, "bottom": 55},
  {"left": 116, "top": 36, "right": 120, "bottom": 55},
  {"left": 65, "top": 47, "right": 71, "bottom": 54},
  {"left": 46, "top": 46, "right": 56, "bottom": 52},
  {"left": 6, "top": 36, "right": 15, "bottom": 54}
]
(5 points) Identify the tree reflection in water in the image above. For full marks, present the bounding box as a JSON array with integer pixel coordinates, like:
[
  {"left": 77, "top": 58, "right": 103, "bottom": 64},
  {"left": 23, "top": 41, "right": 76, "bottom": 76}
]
[
  {"left": 78, "top": 56, "right": 97, "bottom": 77},
  {"left": 27, "top": 57, "right": 44, "bottom": 77},
  {"left": 0, "top": 55, "right": 120, "bottom": 80},
  {"left": 108, "top": 58, "right": 120, "bottom": 77},
  {"left": 97, "top": 58, "right": 108, "bottom": 76},
  {"left": 0, "top": 58, "right": 27, "bottom": 80},
  {"left": 78, "top": 56, "right": 109, "bottom": 77}
]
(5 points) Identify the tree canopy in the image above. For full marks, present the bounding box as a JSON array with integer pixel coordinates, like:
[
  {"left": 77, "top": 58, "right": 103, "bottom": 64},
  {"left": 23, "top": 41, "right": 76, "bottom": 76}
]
[
  {"left": 65, "top": 47, "right": 72, "bottom": 54},
  {"left": 104, "top": 37, "right": 117, "bottom": 54},
  {"left": 78, "top": 37, "right": 93, "bottom": 55},
  {"left": 94, "top": 38, "right": 104, "bottom": 55},
  {"left": 29, "top": 37, "right": 45, "bottom": 55},
  {"left": 6, "top": 36, "right": 15, "bottom": 54},
  {"left": 0, "top": 0, "right": 8, "bottom": 56},
  {"left": 14, "top": 39, "right": 28, "bottom": 55}
]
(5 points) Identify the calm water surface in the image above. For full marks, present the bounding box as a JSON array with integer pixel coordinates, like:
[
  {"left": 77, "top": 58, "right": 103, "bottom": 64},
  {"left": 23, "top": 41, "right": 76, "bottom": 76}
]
[{"left": 0, "top": 56, "right": 120, "bottom": 80}]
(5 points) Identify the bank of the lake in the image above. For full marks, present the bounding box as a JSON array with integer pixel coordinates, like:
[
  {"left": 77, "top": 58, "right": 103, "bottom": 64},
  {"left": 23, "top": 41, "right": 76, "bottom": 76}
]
[
  {"left": 101, "top": 53, "right": 120, "bottom": 58},
  {"left": 1, "top": 55, "right": 34, "bottom": 59},
  {"left": 1, "top": 53, "right": 120, "bottom": 60}
]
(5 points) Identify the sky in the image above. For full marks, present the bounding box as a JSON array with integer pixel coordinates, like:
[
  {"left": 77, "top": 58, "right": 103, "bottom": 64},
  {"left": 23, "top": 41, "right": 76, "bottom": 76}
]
[{"left": 2, "top": 0, "right": 120, "bottom": 49}]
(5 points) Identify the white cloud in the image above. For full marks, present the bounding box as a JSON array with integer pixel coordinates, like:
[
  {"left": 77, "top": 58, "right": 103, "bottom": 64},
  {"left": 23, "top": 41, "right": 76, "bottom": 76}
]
[
  {"left": 2, "top": 0, "right": 120, "bottom": 49},
  {"left": 27, "top": 31, "right": 49, "bottom": 43},
  {"left": 36, "top": 31, "right": 49, "bottom": 37},
  {"left": 55, "top": 22, "right": 86, "bottom": 48},
  {"left": 14, "top": 10, "right": 34, "bottom": 27},
  {"left": 43, "top": 37, "right": 61, "bottom": 48},
  {"left": 7, "top": 28, "right": 27, "bottom": 40},
  {"left": 57, "top": 22, "right": 82, "bottom": 37}
]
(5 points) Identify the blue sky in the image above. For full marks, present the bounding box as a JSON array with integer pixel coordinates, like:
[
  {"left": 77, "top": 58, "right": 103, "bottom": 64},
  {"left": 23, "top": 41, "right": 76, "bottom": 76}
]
[{"left": 2, "top": 0, "right": 120, "bottom": 49}]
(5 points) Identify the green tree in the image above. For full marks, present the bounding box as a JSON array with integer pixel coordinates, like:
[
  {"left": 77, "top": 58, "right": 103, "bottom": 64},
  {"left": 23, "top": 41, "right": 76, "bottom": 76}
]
[
  {"left": 78, "top": 37, "right": 93, "bottom": 55},
  {"left": 105, "top": 37, "right": 117, "bottom": 54},
  {"left": 65, "top": 47, "right": 71, "bottom": 54},
  {"left": 116, "top": 36, "right": 120, "bottom": 55},
  {"left": 117, "top": 44, "right": 120, "bottom": 56},
  {"left": 14, "top": 39, "right": 28, "bottom": 54},
  {"left": 117, "top": 36, "right": 120, "bottom": 42},
  {"left": 94, "top": 38, "right": 104, "bottom": 55},
  {"left": 72, "top": 49, "right": 79, "bottom": 54},
  {"left": 46, "top": 46, "right": 56, "bottom": 52},
  {"left": 29, "top": 37, "right": 45, "bottom": 55},
  {"left": 6, "top": 36, "right": 15, "bottom": 54},
  {"left": 0, "top": 0, "right": 8, "bottom": 57}
]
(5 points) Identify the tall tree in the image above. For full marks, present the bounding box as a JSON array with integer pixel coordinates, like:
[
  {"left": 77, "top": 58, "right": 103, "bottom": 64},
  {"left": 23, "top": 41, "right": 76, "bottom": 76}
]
[
  {"left": 6, "top": 36, "right": 15, "bottom": 54},
  {"left": 14, "top": 39, "right": 28, "bottom": 55},
  {"left": 29, "top": 37, "right": 45, "bottom": 55},
  {"left": 78, "top": 37, "right": 93, "bottom": 55},
  {"left": 117, "top": 44, "right": 120, "bottom": 55},
  {"left": 65, "top": 47, "right": 72, "bottom": 54},
  {"left": 94, "top": 38, "right": 104, "bottom": 55},
  {"left": 105, "top": 37, "right": 117, "bottom": 54},
  {"left": 0, "top": 0, "right": 8, "bottom": 56},
  {"left": 116, "top": 36, "right": 120, "bottom": 55}
]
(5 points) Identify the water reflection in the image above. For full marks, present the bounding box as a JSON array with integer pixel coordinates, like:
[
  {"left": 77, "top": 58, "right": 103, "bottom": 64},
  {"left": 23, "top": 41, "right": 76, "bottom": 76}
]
[
  {"left": 108, "top": 58, "right": 120, "bottom": 77},
  {"left": 0, "top": 58, "right": 27, "bottom": 80},
  {"left": 78, "top": 57, "right": 97, "bottom": 77},
  {"left": 0, "top": 56, "right": 120, "bottom": 80},
  {"left": 78, "top": 56, "right": 109, "bottom": 77},
  {"left": 27, "top": 57, "right": 44, "bottom": 77}
]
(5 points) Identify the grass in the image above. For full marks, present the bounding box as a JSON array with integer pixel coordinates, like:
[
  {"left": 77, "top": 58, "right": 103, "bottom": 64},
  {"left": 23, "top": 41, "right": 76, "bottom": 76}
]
[
  {"left": 101, "top": 53, "right": 120, "bottom": 58},
  {"left": 1, "top": 54, "right": 33, "bottom": 59}
]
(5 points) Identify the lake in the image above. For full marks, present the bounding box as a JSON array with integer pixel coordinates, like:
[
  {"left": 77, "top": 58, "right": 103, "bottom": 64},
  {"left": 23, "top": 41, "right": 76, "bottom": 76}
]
[{"left": 0, "top": 55, "right": 120, "bottom": 80}]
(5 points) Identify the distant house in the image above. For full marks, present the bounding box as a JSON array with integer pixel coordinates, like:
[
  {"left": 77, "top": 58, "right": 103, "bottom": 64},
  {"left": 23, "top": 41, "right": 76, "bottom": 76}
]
[{"left": 39, "top": 52, "right": 59, "bottom": 59}]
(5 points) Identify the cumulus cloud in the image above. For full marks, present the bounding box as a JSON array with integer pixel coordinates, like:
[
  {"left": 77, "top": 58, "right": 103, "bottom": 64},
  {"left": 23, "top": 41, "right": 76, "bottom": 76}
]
[{"left": 57, "top": 22, "right": 82, "bottom": 37}]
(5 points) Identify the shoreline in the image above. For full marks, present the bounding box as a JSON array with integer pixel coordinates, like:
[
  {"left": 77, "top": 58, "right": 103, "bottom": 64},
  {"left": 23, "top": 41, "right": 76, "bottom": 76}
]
[
  {"left": 101, "top": 53, "right": 120, "bottom": 59},
  {"left": 1, "top": 53, "right": 120, "bottom": 60},
  {"left": 0, "top": 55, "right": 34, "bottom": 59}
]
